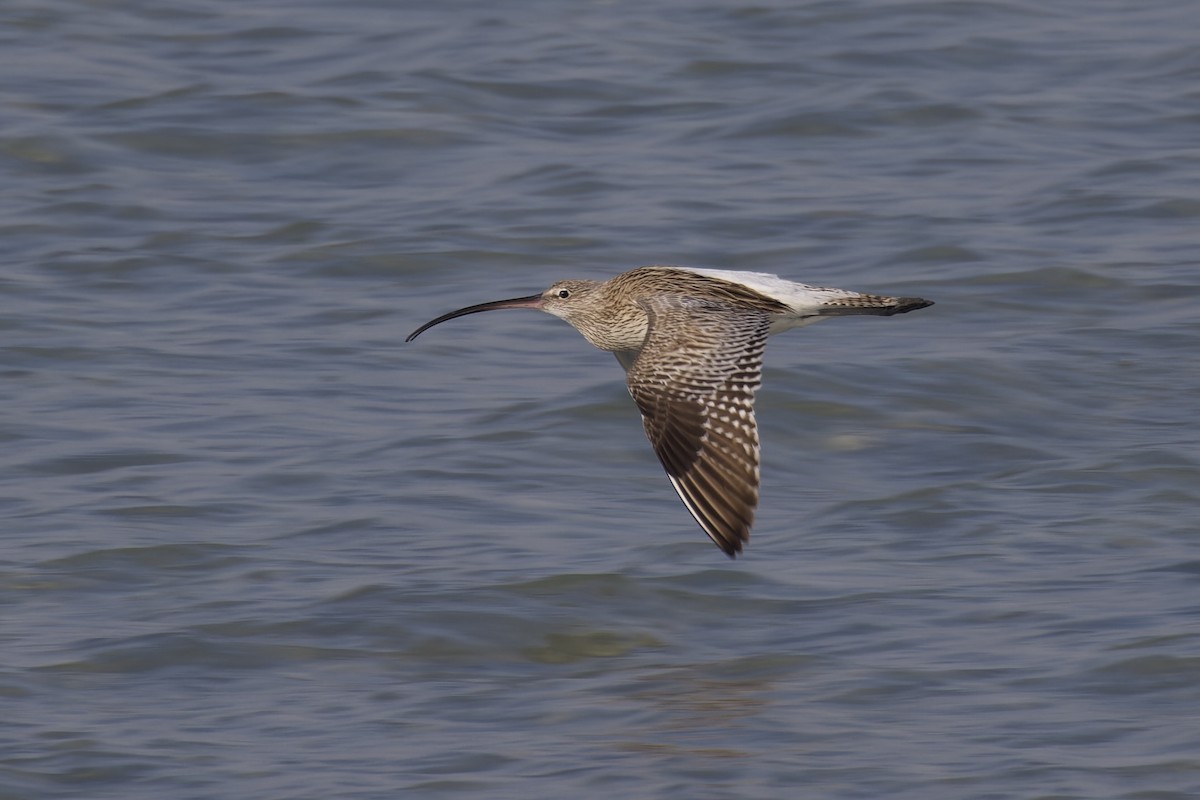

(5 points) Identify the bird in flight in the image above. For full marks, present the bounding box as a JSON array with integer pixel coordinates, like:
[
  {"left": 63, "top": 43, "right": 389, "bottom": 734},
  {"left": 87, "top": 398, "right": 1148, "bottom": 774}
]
[{"left": 407, "top": 265, "right": 932, "bottom": 557}]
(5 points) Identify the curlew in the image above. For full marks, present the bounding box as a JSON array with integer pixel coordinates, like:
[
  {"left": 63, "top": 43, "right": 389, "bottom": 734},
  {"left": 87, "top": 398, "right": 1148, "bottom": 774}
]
[{"left": 406, "top": 265, "right": 932, "bottom": 557}]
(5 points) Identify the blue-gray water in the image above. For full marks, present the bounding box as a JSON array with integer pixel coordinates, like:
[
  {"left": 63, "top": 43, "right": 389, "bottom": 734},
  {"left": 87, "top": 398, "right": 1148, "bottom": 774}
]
[{"left": 3, "top": 1, "right": 1198, "bottom": 798}]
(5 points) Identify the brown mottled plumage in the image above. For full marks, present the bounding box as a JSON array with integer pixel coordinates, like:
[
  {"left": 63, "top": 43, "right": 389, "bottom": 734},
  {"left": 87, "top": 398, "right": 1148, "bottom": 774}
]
[{"left": 406, "top": 265, "right": 932, "bottom": 557}]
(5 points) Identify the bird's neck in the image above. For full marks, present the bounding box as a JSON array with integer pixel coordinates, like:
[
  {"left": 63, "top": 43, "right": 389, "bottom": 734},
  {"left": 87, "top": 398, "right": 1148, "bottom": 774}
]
[{"left": 570, "top": 286, "right": 650, "bottom": 353}]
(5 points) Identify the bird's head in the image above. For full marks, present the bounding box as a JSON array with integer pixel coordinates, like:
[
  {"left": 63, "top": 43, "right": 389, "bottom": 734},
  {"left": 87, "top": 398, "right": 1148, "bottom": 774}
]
[{"left": 538, "top": 279, "right": 603, "bottom": 324}]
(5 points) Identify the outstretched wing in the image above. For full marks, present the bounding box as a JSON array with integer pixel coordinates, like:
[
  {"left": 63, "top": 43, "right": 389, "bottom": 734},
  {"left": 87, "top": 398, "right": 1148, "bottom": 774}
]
[{"left": 625, "top": 295, "right": 771, "bottom": 556}]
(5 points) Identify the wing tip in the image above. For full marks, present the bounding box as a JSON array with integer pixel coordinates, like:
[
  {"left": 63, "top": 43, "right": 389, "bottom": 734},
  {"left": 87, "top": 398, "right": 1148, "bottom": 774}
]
[
  {"left": 715, "top": 533, "right": 746, "bottom": 559},
  {"left": 666, "top": 473, "right": 754, "bottom": 558}
]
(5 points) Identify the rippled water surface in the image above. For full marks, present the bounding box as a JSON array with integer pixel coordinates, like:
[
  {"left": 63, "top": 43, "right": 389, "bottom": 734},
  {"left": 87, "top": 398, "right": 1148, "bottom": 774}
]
[{"left": 3, "top": 1, "right": 1199, "bottom": 798}]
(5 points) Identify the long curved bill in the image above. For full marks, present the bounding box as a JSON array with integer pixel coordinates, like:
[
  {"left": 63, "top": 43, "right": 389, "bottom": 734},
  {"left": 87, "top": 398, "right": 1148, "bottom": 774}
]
[{"left": 405, "top": 293, "right": 545, "bottom": 342}]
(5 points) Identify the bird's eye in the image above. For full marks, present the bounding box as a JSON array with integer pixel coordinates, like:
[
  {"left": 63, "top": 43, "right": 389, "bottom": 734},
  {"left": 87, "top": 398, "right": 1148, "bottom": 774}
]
[{"left": 557, "top": 289, "right": 571, "bottom": 299}]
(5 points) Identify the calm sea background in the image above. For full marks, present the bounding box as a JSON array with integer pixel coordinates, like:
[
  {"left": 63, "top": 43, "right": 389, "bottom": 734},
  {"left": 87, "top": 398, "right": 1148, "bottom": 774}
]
[{"left": 3, "top": 1, "right": 1198, "bottom": 798}]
